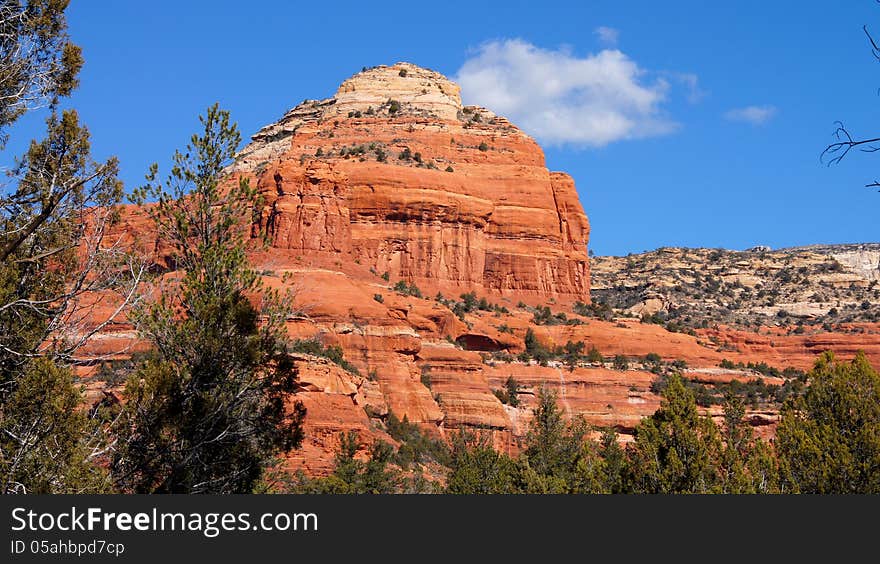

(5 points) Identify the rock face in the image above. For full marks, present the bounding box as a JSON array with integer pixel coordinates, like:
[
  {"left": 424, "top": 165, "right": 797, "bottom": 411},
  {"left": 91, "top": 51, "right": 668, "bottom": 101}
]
[
  {"left": 591, "top": 244, "right": 880, "bottom": 327},
  {"left": 233, "top": 62, "right": 591, "bottom": 301}
]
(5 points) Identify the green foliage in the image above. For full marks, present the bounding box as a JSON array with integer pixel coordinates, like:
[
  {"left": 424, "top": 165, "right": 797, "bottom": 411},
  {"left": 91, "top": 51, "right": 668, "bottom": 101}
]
[
  {"left": 626, "top": 373, "right": 722, "bottom": 493},
  {"left": 635, "top": 373, "right": 779, "bottom": 493},
  {"left": 777, "top": 352, "right": 880, "bottom": 493},
  {"left": 291, "top": 432, "right": 402, "bottom": 494},
  {"left": 445, "top": 430, "right": 518, "bottom": 494},
  {"left": 492, "top": 376, "right": 520, "bottom": 407},
  {"left": 373, "top": 293, "right": 384, "bottom": 303},
  {"left": 457, "top": 291, "right": 476, "bottom": 312},
  {"left": 445, "top": 165, "right": 454, "bottom": 172},
  {"left": 393, "top": 279, "right": 422, "bottom": 297},
  {"left": 520, "top": 388, "right": 588, "bottom": 491},
  {"left": 0, "top": 358, "right": 110, "bottom": 493},
  {"left": 1, "top": 110, "right": 122, "bottom": 370},
  {"left": 478, "top": 142, "right": 489, "bottom": 151},
  {"left": 289, "top": 338, "right": 360, "bottom": 375},
  {"left": 649, "top": 373, "right": 668, "bottom": 395},
  {"left": 531, "top": 305, "right": 569, "bottom": 325},
  {"left": 506, "top": 376, "right": 520, "bottom": 406},
  {"left": 596, "top": 429, "right": 629, "bottom": 493},
  {"left": 716, "top": 393, "right": 780, "bottom": 493},
  {"left": 0, "top": 32, "right": 124, "bottom": 492},
  {"left": 523, "top": 328, "right": 551, "bottom": 365},
  {"left": 573, "top": 299, "right": 614, "bottom": 321},
  {"left": 114, "top": 105, "right": 305, "bottom": 494},
  {"left": 0, "top": 0, "right": 83, "bottom": 146},
  {"left": 586, "top": 346, "right": 604, "bottom": 363},
  {"left": 718, "top": 359, "right": 784, "bottom": 378},
  {"left": 571, "top": 428, "right": 627, "bottom": 494},
  {"left": 442, "top": 373, "right": 784, "bottom": 494},
  {"left": 440, "top": 291, "right": 508, "bottom": 320},
  {"left": 612, "top": 355, "right": 629, "bottom": 370},
  {"left": 386, "top": 412, "right": 450, "bottom": 469},
  {"left": 461, "top": 291, "right": 479, "bottom": 311},
  {"left": 640, "top": 312, "right": 665, "bottom": 325},
  {"left": 562, "top": 340, "right": 585, "bottom": 371},
  {"left": 713, "top": 378, "right": 779, "bottom": 407},
  {"left": 523, "top": 328, "right": 539, "bottom": 353}
]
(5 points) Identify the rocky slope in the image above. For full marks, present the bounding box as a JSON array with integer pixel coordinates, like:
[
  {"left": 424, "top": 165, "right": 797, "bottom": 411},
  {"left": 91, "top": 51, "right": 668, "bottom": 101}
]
[
  {"left": 591, "top": 244, "right": 880, "bottom": 328},
  {"left": 80, "top": 64, "right": 880, "bottom": 476}
]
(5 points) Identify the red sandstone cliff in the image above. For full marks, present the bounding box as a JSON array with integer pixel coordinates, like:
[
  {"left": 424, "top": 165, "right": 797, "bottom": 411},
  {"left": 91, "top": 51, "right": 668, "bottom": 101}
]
[{"left": 232, "top": 62, "right": 591, "bottom": 301}]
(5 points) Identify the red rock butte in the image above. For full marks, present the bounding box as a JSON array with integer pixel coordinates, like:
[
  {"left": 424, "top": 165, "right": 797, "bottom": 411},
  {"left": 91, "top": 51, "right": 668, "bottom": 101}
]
[
  {"left": 231, "top": 62, "right": 591, "bottom": 302},
  {"left": 91, "top": 63, "right": 880, "bottom": 475}
]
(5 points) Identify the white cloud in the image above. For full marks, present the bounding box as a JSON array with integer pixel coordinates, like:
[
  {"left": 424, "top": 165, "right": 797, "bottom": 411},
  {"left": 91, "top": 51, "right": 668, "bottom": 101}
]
[
  {"left": 595, "top": 26, "right": 619, "bottom": 46},
  {"left": 455, "top": 39, "right": 681, "bottom": 147},
  {"left": 724, "top": 105, "right": 777, "bottom": 125},
  {"left": 672, "top": 72, "right": 706, "bottom": 104}
]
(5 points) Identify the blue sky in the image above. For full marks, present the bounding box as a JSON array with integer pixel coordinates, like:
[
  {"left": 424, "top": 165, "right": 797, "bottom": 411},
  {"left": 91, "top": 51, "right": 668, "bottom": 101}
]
[{"left": 4, "top": 1, "right": 880, "bottom": 255}]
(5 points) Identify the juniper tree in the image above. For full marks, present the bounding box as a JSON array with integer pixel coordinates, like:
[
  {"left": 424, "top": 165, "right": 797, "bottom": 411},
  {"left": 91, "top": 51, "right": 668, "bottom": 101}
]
[
  {"left": 0, "top": 0, "right": 83, "bottom": 147},
  {"left": 112, "top": 105, "right": 305, "bottom": 494},
  {"left": 445, "top": 429, "right": 518, "bottom": 494},
  {"left": 776, "top": 351, "right": 880, "bottom": 493},
  {"left": 625, "top": 373, "right": 722, "bottom": 493},
  {"left": 289, "top": 432, "right": 401, "bottom": 494},
  {"left": 0, "top": 1, "right": 136, "bottom": 494},
  {"left": 517, "top": 387, "right": 589, "bottom": 493},
  {"left": 0, "top": 358, "right": 111, "bottom": 493},
  {"left": 715, "top": 393, "right": 780, "bottom": 494},
  {"left": 0, "top": 112, "right": 126, "bottom": 492}
]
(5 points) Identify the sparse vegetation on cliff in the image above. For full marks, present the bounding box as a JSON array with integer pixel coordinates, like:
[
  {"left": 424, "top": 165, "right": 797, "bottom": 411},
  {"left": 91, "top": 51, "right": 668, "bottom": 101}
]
[
  {"left": 289, "top": 338, "right": 361, "bottom": 376},
  {"left": 492, "top": 376, "right": 521, "bottom": 407},
  {"left": 591, "top": 245, "right": 880, "bottom": 331},
  {"left": 393, "top": 279, "right": 423, "bottom": 298}
]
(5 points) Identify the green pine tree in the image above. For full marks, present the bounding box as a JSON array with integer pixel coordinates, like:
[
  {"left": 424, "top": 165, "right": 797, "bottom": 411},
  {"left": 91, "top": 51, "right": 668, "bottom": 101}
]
[
  {"left": 112, "top": 105, "right": 306, "bottom": 493},
  {"left": 287, "top": 431, "right": 402, "bottom": 494},
  {"left": 0, "top": 0, "right": 83, "bottom": 146},
  {"left": 1, "top": 3, "right": 125, "bottom": 492},
  {"left": 626, "top": 373, "right": 722, "bottom": 493},
  {"left": 573, "top": 428, "right": 627, "bottom": 494},
  {"left": 716, "top": 393, "right": 780, "bottom": 494},
  {"left": 776, "top": 351, "right": 880, "bottom": 493},
  {"left": 445, "top": 429, "right": 518, "bottom": 494},
  {"left": 524, "top": 388, "right": 585, "bottom": 474}
]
